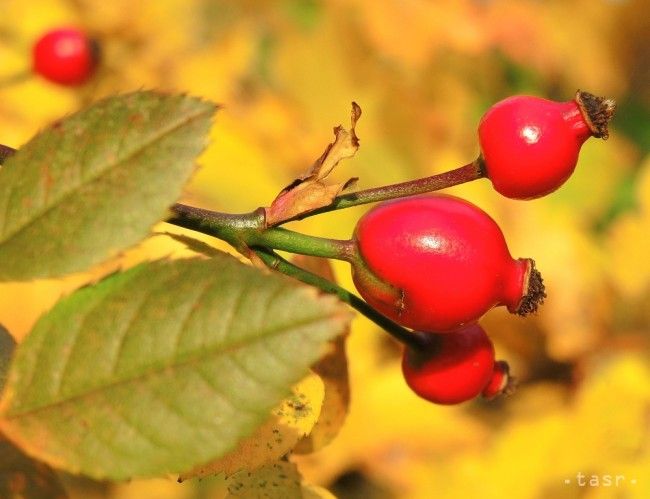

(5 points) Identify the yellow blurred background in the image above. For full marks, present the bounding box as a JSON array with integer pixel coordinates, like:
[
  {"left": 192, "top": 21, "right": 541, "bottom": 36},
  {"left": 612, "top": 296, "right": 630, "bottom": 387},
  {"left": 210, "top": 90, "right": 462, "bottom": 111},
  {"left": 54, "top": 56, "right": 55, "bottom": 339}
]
[{"left": 1, "top": 0, "right": 649, "bottom": 497}]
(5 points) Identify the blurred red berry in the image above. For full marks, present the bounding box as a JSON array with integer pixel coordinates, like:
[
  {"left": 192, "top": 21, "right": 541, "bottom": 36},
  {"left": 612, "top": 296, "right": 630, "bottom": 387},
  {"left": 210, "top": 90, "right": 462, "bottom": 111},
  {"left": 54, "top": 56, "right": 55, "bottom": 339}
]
[{"left": 32, "top": 28, "right": 99, "bottom": 86}]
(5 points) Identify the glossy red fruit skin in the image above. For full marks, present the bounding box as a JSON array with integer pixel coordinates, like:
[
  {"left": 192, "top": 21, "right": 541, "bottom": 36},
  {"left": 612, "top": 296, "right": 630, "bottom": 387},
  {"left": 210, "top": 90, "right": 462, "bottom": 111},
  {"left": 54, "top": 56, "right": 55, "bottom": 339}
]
[
  {"left": 32, "top": 28, "right": 99, "bottom": 86},
  {"left": 478, "top": 95, "right": 593, "bottom": 199},
  {"left": 402, "top": 323, "right": 495, "bottom": 405},
  {"left": 352, "top": 194, "right": 530, "bottom": 332}
]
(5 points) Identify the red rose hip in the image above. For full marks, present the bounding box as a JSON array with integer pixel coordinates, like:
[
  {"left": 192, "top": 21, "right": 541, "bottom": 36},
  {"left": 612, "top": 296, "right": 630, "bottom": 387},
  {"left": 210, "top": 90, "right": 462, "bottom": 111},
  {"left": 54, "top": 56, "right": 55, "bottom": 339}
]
[
  {"left": 32, "top": 28, "right": 99, "bottom": 86},
  {"left": 351, "top": 194, "right": 544, "bottom": 332},
  {"left": 478, "top": 91, "right": 615, "bottom": 199},
  {"left": 402, "top": 323, "right": 495, "bottom": 405},
  {"left": 481, "top": 360, "right": 513, "bottom": 400}
]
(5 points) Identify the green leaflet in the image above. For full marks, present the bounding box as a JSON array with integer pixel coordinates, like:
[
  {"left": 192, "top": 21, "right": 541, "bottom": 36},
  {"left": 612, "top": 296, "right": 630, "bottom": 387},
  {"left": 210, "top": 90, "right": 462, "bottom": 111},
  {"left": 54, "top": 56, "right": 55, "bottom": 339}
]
[
  {"left": 0, "top": 255, "right": 351, "bottom": 480},
  {"left": 0, "top": 91, "right": 215, "bottom": 281}
]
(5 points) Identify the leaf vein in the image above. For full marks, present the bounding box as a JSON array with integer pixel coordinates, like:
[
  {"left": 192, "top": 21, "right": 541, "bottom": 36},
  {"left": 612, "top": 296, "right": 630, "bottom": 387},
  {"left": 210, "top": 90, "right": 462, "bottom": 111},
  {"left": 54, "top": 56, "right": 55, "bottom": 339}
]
[{"left": 5, "top": 312, "right": 339, "bottom": 419}]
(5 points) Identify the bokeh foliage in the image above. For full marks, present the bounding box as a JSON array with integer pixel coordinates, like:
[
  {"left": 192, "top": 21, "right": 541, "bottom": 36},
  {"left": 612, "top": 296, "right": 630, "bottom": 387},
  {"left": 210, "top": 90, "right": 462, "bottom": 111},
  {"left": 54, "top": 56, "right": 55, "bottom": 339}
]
[{"left": 0, "top": 0, "right": 648, "bottom": 497}]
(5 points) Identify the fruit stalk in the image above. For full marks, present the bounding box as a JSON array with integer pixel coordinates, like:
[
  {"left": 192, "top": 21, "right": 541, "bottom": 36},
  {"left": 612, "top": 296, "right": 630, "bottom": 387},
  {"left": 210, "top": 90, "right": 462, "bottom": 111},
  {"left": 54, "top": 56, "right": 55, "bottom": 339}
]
[
  {"left": 169, "top": 204, "right": 354, "bottom": 261},
  {"left": 253, "top": 248, "right": 428, "bottom": 350}
]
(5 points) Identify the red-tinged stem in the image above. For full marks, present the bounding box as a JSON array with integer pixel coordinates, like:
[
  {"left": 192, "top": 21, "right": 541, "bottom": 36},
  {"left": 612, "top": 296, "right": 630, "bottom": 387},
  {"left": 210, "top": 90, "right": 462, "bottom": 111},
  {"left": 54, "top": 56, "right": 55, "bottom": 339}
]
[
  {"left": 168, "top": 160, "right": 483, "bottom": 234},
  {"left": 273, "top": 160, "right": 484, "bottom": 225}
]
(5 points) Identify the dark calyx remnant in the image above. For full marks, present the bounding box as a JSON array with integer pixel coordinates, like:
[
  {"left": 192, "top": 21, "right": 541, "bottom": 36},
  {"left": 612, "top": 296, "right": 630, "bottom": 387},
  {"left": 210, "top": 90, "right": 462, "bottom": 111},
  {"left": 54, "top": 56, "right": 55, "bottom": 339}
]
[
  {"left": 517, "top": 259, "right": 546, "bottom": 316},
  {"left": 575, "top": 90, "right": 616, "bottom": 140}
]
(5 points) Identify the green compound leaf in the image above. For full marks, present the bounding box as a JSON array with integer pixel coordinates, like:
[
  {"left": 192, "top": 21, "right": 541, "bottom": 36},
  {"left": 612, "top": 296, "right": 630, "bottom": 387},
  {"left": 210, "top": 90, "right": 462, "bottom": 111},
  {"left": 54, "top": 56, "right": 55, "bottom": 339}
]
[
  {"left": 0, "top": 91, "right": 215, "bottom": 281},
  {"left": 0, "top": 255, "right": 351, "bottom": 480}
]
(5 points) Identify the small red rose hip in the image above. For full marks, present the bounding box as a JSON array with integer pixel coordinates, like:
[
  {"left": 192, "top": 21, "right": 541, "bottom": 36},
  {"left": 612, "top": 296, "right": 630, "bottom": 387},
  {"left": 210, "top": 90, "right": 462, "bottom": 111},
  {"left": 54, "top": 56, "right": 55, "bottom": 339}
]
[
  {"left": 351, "top": 194, "right": 545, "bottom": 332},
  {"left": 478, "top": 91, "right": 615, "bottom": 199},
  {"left": 32, "top": 28, "right": 99, "bottom": 86},
  {"left": 481, "top": 360, "right": 514, "bottom": 400},
  {"left": 402, "top": 323, "right": 495, "bottom": 405}
]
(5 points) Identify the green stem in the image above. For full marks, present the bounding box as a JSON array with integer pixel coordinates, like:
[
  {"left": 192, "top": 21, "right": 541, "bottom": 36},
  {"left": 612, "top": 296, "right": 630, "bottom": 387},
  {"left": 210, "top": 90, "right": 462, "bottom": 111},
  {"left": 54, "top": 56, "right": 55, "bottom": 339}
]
[
  {"left": 167, "top": 204, "right": 265, "bottom": 254},
  {"left": 168, "top": 204, "right": 354, "bottom": 261},
  {"left": 253, "top": 248, "right": 427, "bottom": 350},
  {"left": 246, "top": 227, "right": 354, "bottom": 261}
]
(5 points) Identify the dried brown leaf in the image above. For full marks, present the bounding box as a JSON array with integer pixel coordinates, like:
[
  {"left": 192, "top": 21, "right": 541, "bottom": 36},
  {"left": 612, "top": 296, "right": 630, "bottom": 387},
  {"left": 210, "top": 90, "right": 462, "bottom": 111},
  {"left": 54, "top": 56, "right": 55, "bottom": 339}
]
[{"left": 265, "top": 103, "right": 361, "bottom": 225}]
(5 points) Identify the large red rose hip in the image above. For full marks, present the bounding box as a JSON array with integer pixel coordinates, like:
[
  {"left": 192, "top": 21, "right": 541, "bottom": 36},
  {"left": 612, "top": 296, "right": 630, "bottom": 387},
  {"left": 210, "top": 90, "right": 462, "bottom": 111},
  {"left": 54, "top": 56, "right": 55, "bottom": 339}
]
[
  {"left": 478, "top": 91, "right": 615, "bottom": 199},
  {"left": 351, "top": 194, "right": 544, "bottom": 332}
]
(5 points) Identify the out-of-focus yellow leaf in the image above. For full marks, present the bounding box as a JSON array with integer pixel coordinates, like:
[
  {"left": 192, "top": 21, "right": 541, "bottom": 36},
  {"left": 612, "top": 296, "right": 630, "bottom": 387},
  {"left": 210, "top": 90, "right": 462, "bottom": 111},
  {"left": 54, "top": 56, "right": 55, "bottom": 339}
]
[
  {"left": 294, "top": 361, "right": 489, "bottom": 486},
  {"left": 502, "top": 201, "right": 608, "bottom": 360},
  {"left": 179, "top": 375, "right": 324, "bottom": 481},
  {"left": 265, "top": 103, "right": 360, "bottom": 225},
  {"left": 352, "top": 0, "right": 487, "bottom": 69},
  {"left": 300, "top": 483, "right": 337, "bottom": 499},
  {"left": 225, "top": 460, "right": 302, "bottom": 499},
  {"left": 572, "top": 355, "right": 650, "bottom": 463},
  {"left": 295, "top": 332, "right": 349, "bottom": 455},
  {"left": 291, "top": 255, "right": 350, "bottom": 454},
  {"left": 110, "top": 478, "right": 192, "bottom": 499},
  {"left": 188, "top": 117, "right": 281, "bottom": 211},
  {"left": 607, "top": 154, "right": 650, "bottom": 297}
]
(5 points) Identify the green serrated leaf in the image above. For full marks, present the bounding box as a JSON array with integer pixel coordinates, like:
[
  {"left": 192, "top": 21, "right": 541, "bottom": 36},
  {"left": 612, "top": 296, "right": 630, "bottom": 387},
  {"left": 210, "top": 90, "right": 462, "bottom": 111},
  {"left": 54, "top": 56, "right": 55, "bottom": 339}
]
[
  {"left": 0, "top": 91, "right": 216, "bottom": 281},
  {"left": 0, "top": 256, "right": 351, "bottom": 480},
  {"left": 0, "top": 323, "right": 16, "bottom": 394},
  {"left": 0, "top": 438, "right": 68, "bottom": 499}
]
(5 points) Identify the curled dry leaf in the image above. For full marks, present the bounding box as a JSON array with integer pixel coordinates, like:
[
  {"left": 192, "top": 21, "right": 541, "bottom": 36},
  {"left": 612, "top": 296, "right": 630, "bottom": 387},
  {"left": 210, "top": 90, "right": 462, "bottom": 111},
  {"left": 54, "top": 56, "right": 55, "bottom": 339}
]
[
  {"left": 291, "top": 255, "right": 351, "bottom": 454},
  {"left": 265, "top": 103, "right": 361, "bottom": 226}
]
